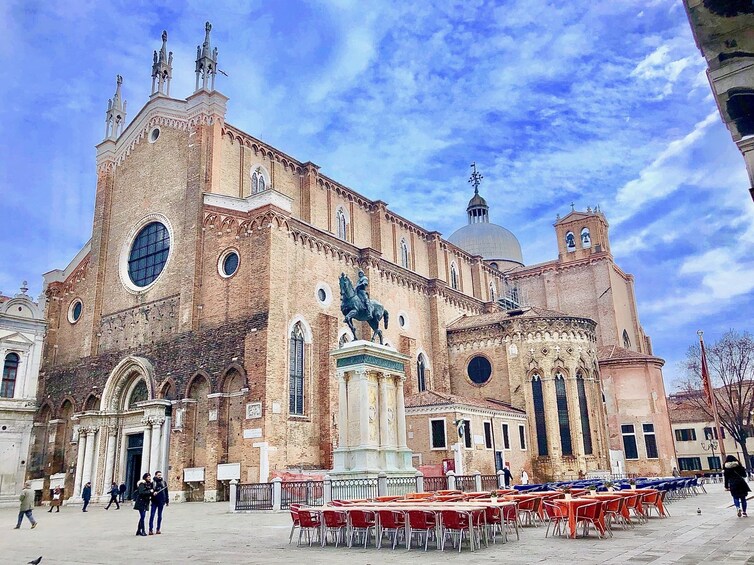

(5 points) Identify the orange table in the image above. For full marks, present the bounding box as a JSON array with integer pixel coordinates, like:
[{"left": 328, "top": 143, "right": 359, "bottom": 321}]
[{"left": 553, "top": 498, "right": 606, "bottom": 539}]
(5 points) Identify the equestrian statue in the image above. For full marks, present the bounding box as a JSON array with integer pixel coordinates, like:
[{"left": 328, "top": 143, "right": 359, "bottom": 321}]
[{"left": 339, "top": 270, "right": 389, "bottom": 344}]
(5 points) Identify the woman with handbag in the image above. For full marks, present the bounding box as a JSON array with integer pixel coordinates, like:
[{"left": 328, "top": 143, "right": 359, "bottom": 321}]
[
  {"left": 133, "top": 473, "right": 154, "bottom": 536},
  {"left": 48, "top": 487, "right": 62, "bottom": 513}
]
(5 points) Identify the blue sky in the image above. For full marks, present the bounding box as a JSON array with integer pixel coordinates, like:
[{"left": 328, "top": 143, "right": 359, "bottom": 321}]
[{"left": 1, "top": 0, "right": 752, "bottom": 386}]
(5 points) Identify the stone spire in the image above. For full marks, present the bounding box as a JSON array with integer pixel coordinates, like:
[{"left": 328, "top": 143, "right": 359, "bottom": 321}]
[
  {"left": 104, "top": 75, "right": 127, "bottom": 140},
  {"left": 151, "top": 30, "right": 173, "bottom": 97},
  {"left": 194, "top": 21, "right": 219, "bottom": 92}
]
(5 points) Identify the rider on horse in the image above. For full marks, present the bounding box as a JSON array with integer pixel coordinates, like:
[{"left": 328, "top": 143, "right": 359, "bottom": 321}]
[{"left": 355, "top": 270, "right": 373, "bottom": 318}]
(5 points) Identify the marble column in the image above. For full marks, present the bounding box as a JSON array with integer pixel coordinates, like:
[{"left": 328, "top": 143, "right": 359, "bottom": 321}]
[
  {"left": 102, "top": 427, "right": 117, "bottom": 488},
  {"left": 73, "top": 431, "right": 87, "bottom": 497},
  {"left": 80, "top": 428, "right": 96, "bottom": 489},
  {"left": 358, "top": 370, "right": 369, "bottom": 446},
  {"left": 149, "top": 418, "right": 164, "bottom": 475},
  {"left": 378, "top": 373, "right": 390, "bottom": 448},
  {"left": 395, "top": 375, "right": 407, "bottom": 449},
  {"left": 337, "top": 373, "right": 348, "bottom": 448},
  {"left": 140, "top": 418, "right": 152, "bottom": 478}
]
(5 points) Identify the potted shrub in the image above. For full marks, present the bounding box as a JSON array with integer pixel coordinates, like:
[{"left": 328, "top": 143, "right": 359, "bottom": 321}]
[
  {"left": 587, "top": 485, "right": 598, "bottom": 497},
  {"left": 490, "top": 490, "right": 498, "bottom": 502},
  {"left": 629, "top": 478, "right": 637, "bottom": 490},
  {"left": 562, "top": 486, "right": 572, "bottom": 501},
  {"left": 604, "top": 480, "right": 614, "bottom": 492}
]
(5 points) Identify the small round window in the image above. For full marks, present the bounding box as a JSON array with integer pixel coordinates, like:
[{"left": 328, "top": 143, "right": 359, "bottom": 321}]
[
  {"left": 318, "top": 288, "right": 327, "bottom": 302},
  {"left": 467, "top": 355, "right": 492, "bottom": 385},
  {"left": 68, "top": 299, "right": 83, "bottom": 324},
  {"left": 399, "top": 315, "right": 406, "bottom": 328},
  {"left": 128, "top": 222, "right": 170, "bottom": 288},
  {"left": 149, "top": 128, "right": 160, "bottom": 143},
  {"left": 315, "top": 283, "right": 332, "bottom": 307},
  {"left": 219, "top": 250, "right": 240, "bottom": 278}
]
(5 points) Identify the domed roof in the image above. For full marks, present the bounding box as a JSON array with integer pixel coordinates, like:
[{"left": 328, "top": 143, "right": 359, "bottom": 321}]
[
  {"left": 468, "top": 192, "right": 487, "bottom": 209},
  {"left": 448, "top": 222, "right": 524, "bottom": 265}
]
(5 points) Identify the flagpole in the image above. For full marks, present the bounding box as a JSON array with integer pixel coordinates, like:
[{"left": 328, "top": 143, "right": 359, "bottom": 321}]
[{"left": 698, "top": 330, "right": 726, "bottom": 458}]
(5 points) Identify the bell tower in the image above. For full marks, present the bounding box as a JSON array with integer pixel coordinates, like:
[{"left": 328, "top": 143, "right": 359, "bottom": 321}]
[
  {"left": 554, "top": 205, "right": 610, "bottom": 262},
  {"left": 104, "top": 75, "right": 127, "bottom": 140},
  {"left": 151, "top": 30, "right": 173, "bottom": 97}
]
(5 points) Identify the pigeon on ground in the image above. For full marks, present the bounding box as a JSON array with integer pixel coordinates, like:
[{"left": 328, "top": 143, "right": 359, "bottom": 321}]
[
  {"left": 697, "top": 508, "right": 702, "bottom": 515},
  {"left": 28, "top": 557, "right": 43, "bottom": 565}
]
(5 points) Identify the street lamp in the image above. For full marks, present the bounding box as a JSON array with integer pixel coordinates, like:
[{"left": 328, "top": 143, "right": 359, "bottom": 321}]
[{"left": 701, "top": 432, "right": 720, "bottom": 472}]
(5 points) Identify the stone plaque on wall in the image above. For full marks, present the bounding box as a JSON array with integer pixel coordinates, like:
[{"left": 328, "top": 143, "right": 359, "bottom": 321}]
[
  {"left": 243, "top": 428, "right": 262, "bottom": 439},
  {"left": 245, "top": 402, "right": 262, "bottom": 420},
  {"left": 208, "top": 409, "right": 218, "bottom": 422}
]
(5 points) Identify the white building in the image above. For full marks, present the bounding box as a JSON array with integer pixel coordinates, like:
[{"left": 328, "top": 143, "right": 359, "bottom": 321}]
[{"left": 0, "top": 282, "right": 45, "bottom": 506}]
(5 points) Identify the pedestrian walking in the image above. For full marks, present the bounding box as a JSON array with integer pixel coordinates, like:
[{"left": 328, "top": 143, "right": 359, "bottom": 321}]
[
  {"left": 723, "top": 454, "right": 751, "bottom": 517},
  {"left": 134, "top": 473, "right": 154, "bottom": 536},
  {"left": 521, "top": 469, "right": 529, "bottom": 485},
  {"left": 502, "top": 464, "right": 512, "bottom": 488},
  {"left": 48, "top": 487, "right": 62, "bottom": 513},
  {"left": 119, "top": 482, "right": 127, "bottom": 503},
  {"left": 14, "top": 481, "right": 38, "bottom": 529},
  {"left": 672, "top": 466, "right": 680, "bottom": 478},
  {"left": 82, "top": 482, "right": 92, "bottom": 512},
  {"left": 149, "top": 471, "right": 169, "bottom": 535},
  {"left": 105, "top": 482, "right": 120, "bottom": 510}
]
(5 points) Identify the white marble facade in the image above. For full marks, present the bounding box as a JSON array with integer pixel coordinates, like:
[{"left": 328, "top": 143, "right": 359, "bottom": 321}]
[{"left": 0, "top": 283, "right": 45, "bottom": 507}]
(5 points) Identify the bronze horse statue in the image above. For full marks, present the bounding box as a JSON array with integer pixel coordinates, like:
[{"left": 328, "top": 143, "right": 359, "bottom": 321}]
[{"left": 339, "top": 272, "right": 389, "bottom": 344}]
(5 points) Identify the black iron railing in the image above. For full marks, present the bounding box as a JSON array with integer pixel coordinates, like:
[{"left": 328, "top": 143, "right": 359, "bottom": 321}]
[
  {"left": 236, "top": 483, "right": 273, "bottom": 510},
  {"left": 281, "top": 481, "right": 324, "bottom": 509},
  {"left": 423, "top": 475, "right": 448, "bottom": 492}
]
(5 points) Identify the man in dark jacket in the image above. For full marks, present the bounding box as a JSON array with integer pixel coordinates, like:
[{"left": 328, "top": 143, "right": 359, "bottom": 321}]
[
  {"left": 724, "top": 455, "right": 751, "bottom": 517},
  {"left": 105, "top": 482, "right": 120, "bottom": 510},
  {"left": 82, "top": 482, "right": 92, "bottom": 512},
  {"left": 149, "top": 471, "right": 169, "bottom": 535},
  {"left": 119, "top": 482, "right": 126, "bottom": 503},
  {"left": 134, "top": 473, "right": 153, "bottom": 536},
  {"left": 503, "top": 464, "right": 512, "bottom": 488}
]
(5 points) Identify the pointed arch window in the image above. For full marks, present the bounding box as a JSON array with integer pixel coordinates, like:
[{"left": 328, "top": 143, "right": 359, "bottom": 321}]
[
  {"left": 580, "top": 227, "right": 591, "bottom": 248},
  {"left": 289, "top": 323, "right": 305, "bottom": 415},
  {"left": 336, "top": 208, "right": 348, "bottom": 241},
  {"left": 400, "top": 238, "right": 410, "bottom": 268},
  {"left": 450, "top": 263, "right": 459, "bottom": 290},
  {"left": 531, "top": 374, "right": 548, "bottom": 456},
  {"left": 1, "top": 353, "right": 19, "bottom": 398},
  {"left": 622, "top": 329, "right": 631, "bottom": 350},
  {"left": 554, "top": 372, "right": 573, "bottom": 456},
  {"left": 576, "top": 371, "right": 593, "bottom": 455},
  {"left": 338, "top": 333, "right": 350, "bottom": 348},
  {"left": 251, "top": 167, "right": 266, "bottom": 194},
  {"left": 417, "top": 354, "right": 427, "bottom": 392}
]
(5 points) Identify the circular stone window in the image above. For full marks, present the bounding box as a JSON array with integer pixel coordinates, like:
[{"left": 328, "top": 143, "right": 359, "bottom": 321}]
[
  {"left": 68, "top": 299, "right": 83, "bottom": 324},
  {"left": 398, "top": 315, "right": 406, "bottom": 327},
  {"left": 149, "top": 127, "right": 160, "bottom": 143},
  {"left": 218, "top": 249, "right": 240, "bottom": 278},
  {"left": 467, "top": 355, "right": 492, "bottom": 385},
  {"left": 127, "top": 221, "right": 170, "bottom": 288},
  {"left": 315, "top": 282, "right": 332, "bottom": 307}
]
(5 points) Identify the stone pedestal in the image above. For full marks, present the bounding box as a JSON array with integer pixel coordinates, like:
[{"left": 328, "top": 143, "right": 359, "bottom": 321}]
[{"left": 329, "top": 341, "right": 415, "bottom": 478}]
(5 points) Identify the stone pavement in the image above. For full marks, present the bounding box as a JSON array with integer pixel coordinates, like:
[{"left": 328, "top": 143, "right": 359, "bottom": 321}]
[{"left": 0, "top": 483, "right": 752, "bottom": 564}]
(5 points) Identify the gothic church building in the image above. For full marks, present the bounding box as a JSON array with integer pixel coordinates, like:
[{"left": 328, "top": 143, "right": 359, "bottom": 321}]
[{"left": 32, "top": 24, "right": 675, "bottom": 503}]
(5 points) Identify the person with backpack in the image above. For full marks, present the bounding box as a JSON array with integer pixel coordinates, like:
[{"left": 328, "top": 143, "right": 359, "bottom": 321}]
[{"left": 724, "top": 455, "right": 751, "bottom": 517}]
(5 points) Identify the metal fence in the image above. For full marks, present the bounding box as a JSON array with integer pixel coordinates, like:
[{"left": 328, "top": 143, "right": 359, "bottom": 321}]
[
  {"left": 480, "top": 474, "right": 498, "bottom": 491},
  {"left": 331, "top": 477, "right": 378, "bottom": 501},
  {"left": 236, "top": 483, "right": 274, "bottom": 510},
  {"left": 455, "top": 475, "right": 476, "bottom": 492},
  {"left": 423, "top": 475, "right": 447, "bottom": 492},
  {"left": 280, "top": 481, "right": 325, "bottom": 509},
  {"left": 385, "top": 476, "right": 418, "bottom": 496}
]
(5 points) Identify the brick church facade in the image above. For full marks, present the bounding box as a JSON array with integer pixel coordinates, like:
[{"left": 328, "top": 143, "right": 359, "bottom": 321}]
[{"left": 30, "top": 24, "right": 675, "bottom": 503}]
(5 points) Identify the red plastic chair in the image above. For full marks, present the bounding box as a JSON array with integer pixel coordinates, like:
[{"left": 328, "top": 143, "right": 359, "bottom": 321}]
[
  {"left": 322, "top": 509, "right": 349, "bottom": 547},
  {"left": 518, "top": 497, "right": 543, "bottom": 527},
  {"left": 575, "top": 501, "right": 605, "bottom": 538},
  {"left": 297, "top": 509, "right": 321, "bottom": 547},
  {"left": 439, "top": 509, "right": 476, "bottom": 552},
  {"left": 484, "top": 505, "right": 504, "bottom": 544},
  {"left": 376, "top": 509, "right": 406, "bottom": 550},
  {"left": 603, "top": 498, "right": 627, "bottom": 533},
  {"left": 347, "top": 509, "right": 376, "bottom": 548},
  {"left": 542, "top": 500, "right": 567, "bottom": 538},
  {"left": 288, "top": 504, "right": 301, "bottom": 544},
  {"left": 406, "top": 509, "right": 437, "bottom": 551},
  {"left": 502, "top": 503, "right": 520, "bottom": 541}
]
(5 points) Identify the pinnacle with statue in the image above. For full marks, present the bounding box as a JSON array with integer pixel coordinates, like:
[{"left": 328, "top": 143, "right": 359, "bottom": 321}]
[{"left": 339, "top": 270, "right": 389, "bottom": 344}]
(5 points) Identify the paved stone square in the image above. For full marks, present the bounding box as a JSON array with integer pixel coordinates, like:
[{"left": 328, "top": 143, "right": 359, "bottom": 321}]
[{"left": 1, "top": 483, "right": 752, "bottom": 564}]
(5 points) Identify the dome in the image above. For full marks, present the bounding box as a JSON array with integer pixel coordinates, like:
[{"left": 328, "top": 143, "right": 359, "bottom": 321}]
[{"left": 448, "top": 222, "right": 524, "bottom": 265}]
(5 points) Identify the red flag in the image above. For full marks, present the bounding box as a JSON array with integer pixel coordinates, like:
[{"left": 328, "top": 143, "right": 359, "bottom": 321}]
[{"left": 700, "top": 339, "right": 714, "bottom": 407}]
